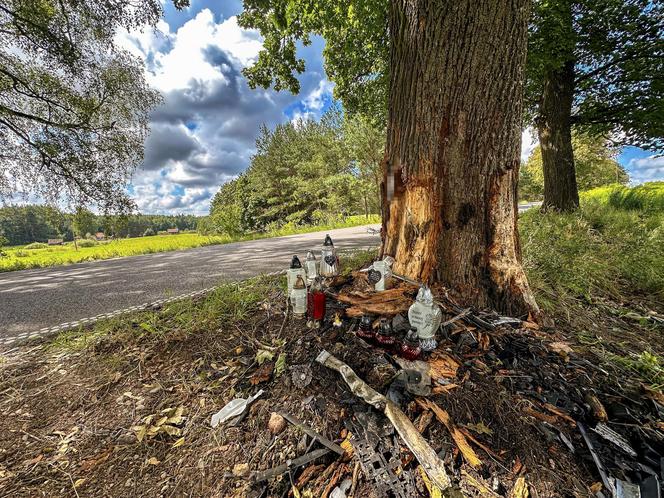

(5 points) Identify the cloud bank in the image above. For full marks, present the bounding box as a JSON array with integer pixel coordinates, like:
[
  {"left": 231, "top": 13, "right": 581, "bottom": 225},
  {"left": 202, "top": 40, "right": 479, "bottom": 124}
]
[{"left": 117, "top": 9, "right": 331, "bottom": 214}]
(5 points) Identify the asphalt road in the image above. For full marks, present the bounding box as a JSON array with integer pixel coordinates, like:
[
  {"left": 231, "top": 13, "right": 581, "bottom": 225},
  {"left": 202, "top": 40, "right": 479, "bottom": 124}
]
[
  {"left": 0, "top": 203, "right": 542, "bottom": 345},
  {"left": 0, "top": 225, "right": 381, "bottom": 342}
]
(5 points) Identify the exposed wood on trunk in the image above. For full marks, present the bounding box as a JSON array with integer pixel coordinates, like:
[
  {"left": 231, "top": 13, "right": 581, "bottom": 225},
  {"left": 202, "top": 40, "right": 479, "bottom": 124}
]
[{"left": 381, "top": 0, "right": 538, "bottom": 317}]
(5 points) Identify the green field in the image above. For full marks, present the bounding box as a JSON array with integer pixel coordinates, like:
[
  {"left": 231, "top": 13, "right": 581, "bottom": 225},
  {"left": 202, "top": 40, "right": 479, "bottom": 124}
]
[{"left": 0, "top": 214, "right": 380, "bottom": 272}]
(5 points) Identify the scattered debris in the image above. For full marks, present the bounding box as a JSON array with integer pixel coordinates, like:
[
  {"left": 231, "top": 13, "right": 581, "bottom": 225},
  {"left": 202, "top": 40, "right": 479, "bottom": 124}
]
[
  {"left": 277, "top": 411, "right": 344, "bottom": 456},
  {"left": 210, "top": 389, "right": 264, "bottom": 428},
  {"left": 2, "top": 253, "right": 663, "bottom": 497},
  {"left": 268, "top": 412, "right": 286, "bottom": 435},
  {"left": 316, "top": 350, "right": 451, "bottom": 491},
  {"left": 291, "top": 364, "right": 313, "bottom": 388}
]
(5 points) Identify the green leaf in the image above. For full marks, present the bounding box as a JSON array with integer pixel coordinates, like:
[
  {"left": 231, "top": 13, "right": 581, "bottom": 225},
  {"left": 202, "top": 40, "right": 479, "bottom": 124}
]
[{"left": 275, "top": 353, "right": 287, "bottom": 376}]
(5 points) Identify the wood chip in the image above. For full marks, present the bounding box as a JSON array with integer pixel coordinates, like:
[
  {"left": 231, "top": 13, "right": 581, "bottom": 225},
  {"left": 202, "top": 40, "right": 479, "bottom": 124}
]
[
  {"left": 428, "top": 352, "right": 460, "bottom": 380},
  {"left": 417, "top": 399, "right": 482, "bottom": 468},
  {"left": 510, "top": 476, "right": 529, "bottom": 498}
]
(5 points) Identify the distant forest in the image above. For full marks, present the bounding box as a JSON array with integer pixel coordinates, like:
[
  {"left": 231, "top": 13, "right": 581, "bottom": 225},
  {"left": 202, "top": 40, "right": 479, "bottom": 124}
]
[{"left": 0, "top": 205, "right": 200, "bottom": 246}]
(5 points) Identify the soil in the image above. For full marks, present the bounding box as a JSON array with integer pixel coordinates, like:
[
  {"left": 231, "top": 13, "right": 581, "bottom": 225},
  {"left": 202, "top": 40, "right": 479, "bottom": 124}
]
[{"left": 0, "top": 271, "right": 663, "bottom": 498}]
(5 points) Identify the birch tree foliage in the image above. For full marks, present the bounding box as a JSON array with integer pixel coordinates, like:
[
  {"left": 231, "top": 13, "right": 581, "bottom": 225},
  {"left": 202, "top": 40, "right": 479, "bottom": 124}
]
[{"left": 0, "top": 0, "right": 188, "bottom": 212}]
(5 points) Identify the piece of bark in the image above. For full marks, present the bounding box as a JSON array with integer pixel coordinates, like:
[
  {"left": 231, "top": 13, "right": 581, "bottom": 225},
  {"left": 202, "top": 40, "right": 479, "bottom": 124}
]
[
  {"left": 541, "top": 403, "right": 576, "bottom": 426},
  {"left": 415, "top": 410, "right": 434, "bottom": 434},
  {"left": 293, "top": 464, "right": 325, "bottom": 490},
  {"left": 584, "top": 394, "right": 608, "bottom": 422},
  {"left": 428, "top": 352, "right": 461, "bottom": 380},
  {"left": 523, "top": 406, "right": 560, "bottom": 426},
  {"left": 316, "top": 350, "right": 450, "bottom": 491},
  {"left": 417, "top": 398, "right": 482, "bottom": 468},
  {"left": 321, "top": 463, "right": 347, "bottom": 498}
]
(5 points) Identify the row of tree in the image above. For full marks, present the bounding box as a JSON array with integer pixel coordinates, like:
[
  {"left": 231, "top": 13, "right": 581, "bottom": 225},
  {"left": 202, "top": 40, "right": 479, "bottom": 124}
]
[
  {"left": 239, "top": 0, "right": 661, "bottom": 316},
  {"left": 2, "top": 0, "right": 661, "bottom": 316},
  {"left": 0, "top": 206, "right": 199, "bottom": 246},
  {"left": 205, "top": 108, "right": 383, "bottom": 234},
  {"left": 519, "top": 133, "right": 629, "bottom": 201}
]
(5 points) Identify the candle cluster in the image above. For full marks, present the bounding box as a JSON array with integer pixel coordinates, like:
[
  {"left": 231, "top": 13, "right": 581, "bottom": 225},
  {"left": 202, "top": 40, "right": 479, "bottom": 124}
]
[{"left": 286, "top": 234, "right": 338, "bottom": 324}]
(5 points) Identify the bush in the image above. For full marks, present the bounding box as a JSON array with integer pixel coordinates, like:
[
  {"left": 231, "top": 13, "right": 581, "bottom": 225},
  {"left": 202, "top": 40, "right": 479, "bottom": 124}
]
[
  {"left": 24, "top": 242, "right": 48, "bottom": 250},
  {"left": 143, "top": 228, "right": 155, "bottom": 237},
  {"left": 77, "top": 239, "right": 97, "bottom": 248},
  {"left": 583, "top": 182, "right": 664, "bottom": 212}
]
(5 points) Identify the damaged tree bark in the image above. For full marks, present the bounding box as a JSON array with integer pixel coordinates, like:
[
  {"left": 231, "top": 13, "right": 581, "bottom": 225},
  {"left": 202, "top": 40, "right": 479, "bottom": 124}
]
[{"left": 381, "top": 0, "right": 538, "bottom": 316}]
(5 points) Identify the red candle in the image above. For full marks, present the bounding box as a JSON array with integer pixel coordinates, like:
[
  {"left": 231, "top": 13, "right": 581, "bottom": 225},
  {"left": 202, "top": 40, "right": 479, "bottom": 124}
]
[
  {"left": 307, "top": 277, "right": 326, "bottom": 321},
  {"left": 357, "top": 315, "right": 375, "bottom": 341}
]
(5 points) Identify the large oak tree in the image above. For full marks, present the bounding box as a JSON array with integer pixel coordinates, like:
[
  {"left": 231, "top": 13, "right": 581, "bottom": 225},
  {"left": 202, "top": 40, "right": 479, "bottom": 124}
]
[
  {"left": 526, "top": 0, "right": 663, "bottom": 211},
  {"left": 240, "top": 0, "right": 538, "bottom": 315}
]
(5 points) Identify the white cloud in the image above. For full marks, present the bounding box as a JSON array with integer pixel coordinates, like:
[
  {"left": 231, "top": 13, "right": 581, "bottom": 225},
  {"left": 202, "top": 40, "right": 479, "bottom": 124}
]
[
  {"left": 145, "top": 11, "right": 262, "bottom": 92},
  {"left": 115, "top": 8, "right": 331, "bottom": 215},
  {"left": 627, "top": 155, "right": 664, "bottom": 183}
]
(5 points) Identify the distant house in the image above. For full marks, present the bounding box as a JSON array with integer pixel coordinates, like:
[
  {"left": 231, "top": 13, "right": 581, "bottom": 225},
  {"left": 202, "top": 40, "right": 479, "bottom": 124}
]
[
  {"left": 167, "top": 228, "right": 179, "bottom": 235},
  {"left": 47, "top": 239, "right": 63, "bottom": 246},
  {"left": 95, "top": 232, "right": 105, "bottom": 241}
]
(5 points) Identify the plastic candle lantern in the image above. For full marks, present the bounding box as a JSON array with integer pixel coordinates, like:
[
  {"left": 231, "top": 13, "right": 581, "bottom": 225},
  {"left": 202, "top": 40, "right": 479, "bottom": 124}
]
[
  {"left": 304, "top": 251, "right": 318, "bottom": 284},
  {"left": 375, "top": 317, "right": 397, "bottom": 349},
  {"left": 356, "top": 314, "right": 375, "bottom": 342},
  {"left": 291, "top": 275, "right": 307, "bottom": 317},
  {"left": 307, "top": 277, "right": 326, "bottom": 327},
  {"left": 408, "top": 286, "right": 442, "bottom": 352},
  {"left": 368, "top": 256, "right": 395, "bottom": 291},
  {"left": 287, "top": 255, "right": 307, "bottom": 294},
  {"left": 319, "top": 234, "right": 339, "bottom": 277},
  {"left": 399, "top": 329, "right": 422, "bottom": 361}
]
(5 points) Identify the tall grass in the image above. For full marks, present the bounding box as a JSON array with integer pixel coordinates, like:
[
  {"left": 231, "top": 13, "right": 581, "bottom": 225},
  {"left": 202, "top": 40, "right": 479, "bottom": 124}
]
[
  {"left": 582, "top": 181, "right": 664, "bottom": 212},
  {"left": 521, "top": 187, "right": 664, "bottom": 311},
  {"left": 0, "top": 214, "right": 380, "bottom": 272}
]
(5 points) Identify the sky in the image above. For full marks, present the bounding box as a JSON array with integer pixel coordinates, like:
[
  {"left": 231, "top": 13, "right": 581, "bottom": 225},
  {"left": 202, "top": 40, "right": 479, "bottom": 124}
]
[{"left": 117, "top": 0, "right": 663, "bottom": 216}]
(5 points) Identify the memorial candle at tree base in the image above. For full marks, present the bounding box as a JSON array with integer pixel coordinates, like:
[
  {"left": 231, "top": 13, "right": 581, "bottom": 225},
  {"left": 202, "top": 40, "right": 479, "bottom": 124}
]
[
  {"left": 304, "top": 251, "right": 318, "bottom": 284},
  {"left": 399, "top": 329, "right": 422, "bottom": 361},
  {"left": 408, "top": 286, "right": 442, "bottom": 352},
  {"left": 375, "top": 317, "right": 397, "bottom": 349},
  {"left": 307, "top": 277, "right": 326, "bottom": 327},
  {"left": 368, "top": 256, "right": 395, "bottom": 291},
  {"left": 319, "top": 234, "right": 339, "bottom": 277},
  {"left": 287, "top": 255, "right": 307, "bottom": 295},
  {"left": 290, "top": 275, "right": 307, "bottom": 317},
  {"left": 356, "top": 314, "right": 376, "bottom": 342}
]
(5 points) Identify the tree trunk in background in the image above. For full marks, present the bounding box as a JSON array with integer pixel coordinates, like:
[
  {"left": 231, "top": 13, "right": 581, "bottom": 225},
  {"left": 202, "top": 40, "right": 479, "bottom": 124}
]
[
  {"left": 538, "top": 60, "right": 579, "bottom": 211},
  {"left": 381, "top": 0, "right": 538, "bottom": 316}
]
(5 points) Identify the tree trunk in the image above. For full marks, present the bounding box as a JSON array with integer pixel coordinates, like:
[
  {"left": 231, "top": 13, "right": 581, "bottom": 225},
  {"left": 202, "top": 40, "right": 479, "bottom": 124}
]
[
  {"left": 381, "top": 0, "right": 537, "bottom": 316},
  {"left": 538, "top": 60, "right": 579, "bottom": 211}
]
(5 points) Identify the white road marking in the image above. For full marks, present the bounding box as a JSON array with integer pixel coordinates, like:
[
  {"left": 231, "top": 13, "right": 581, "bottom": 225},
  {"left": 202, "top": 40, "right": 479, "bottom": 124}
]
[{"left": 1, "top": 248, "right": 375, "bottom": 348}]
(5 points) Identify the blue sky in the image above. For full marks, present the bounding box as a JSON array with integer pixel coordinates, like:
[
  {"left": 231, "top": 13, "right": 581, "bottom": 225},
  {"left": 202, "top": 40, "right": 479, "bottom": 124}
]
[{"left": 117, "top": 1, "right": 662, "bottom": 215}]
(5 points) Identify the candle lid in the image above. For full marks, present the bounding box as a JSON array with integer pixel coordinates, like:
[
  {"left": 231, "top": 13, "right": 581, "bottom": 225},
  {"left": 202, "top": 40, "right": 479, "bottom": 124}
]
[
  {"left": 290, "top": 255, "right": 302, "bottom": 269},
  {"left": 305, "top": 250, "right": 316, "bottom": 261},
  {"left": 416, "top": 285, "right": 434, "bottom": 305},
  {"left": 323, "top": 234, "right": 334, "bottom": 247}
]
